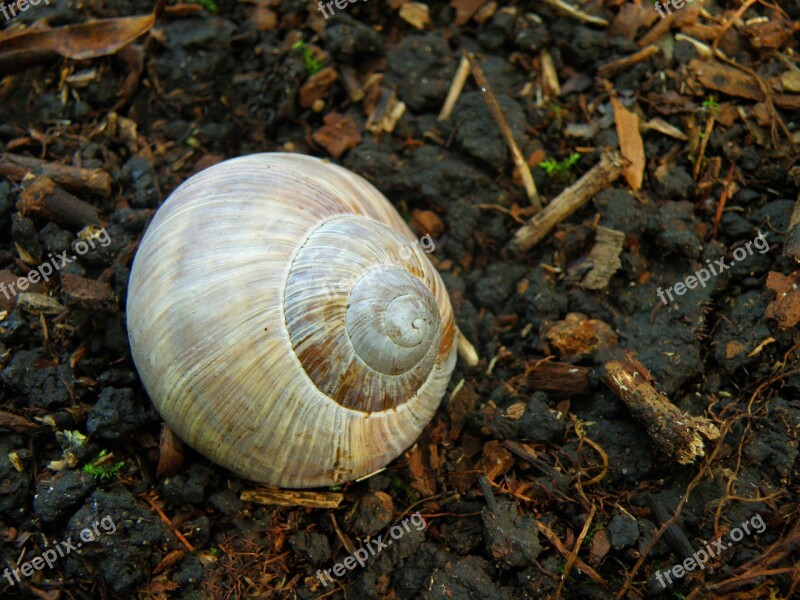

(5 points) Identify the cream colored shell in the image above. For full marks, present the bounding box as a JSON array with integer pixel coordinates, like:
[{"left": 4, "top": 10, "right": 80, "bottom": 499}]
[{"left": 126, "top": 153, "right": 457, "bottom": 488}]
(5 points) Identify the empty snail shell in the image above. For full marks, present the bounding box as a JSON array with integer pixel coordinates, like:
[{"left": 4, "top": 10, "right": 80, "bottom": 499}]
[{"left": 126, "top": 153, "right": 457, "bottom": 488}]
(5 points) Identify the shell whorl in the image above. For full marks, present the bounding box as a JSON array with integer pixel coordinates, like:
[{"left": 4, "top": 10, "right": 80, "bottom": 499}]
[{"left": 126, "top": 153, "right": 456, "bottom": 488}]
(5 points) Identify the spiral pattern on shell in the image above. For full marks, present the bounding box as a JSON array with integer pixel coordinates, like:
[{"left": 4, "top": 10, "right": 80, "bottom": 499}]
[{"left": 126, "top": 153, "right": 457, "bottom": 488}]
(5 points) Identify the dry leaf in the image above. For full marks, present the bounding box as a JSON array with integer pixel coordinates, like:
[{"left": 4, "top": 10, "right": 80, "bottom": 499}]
[{"left": 0, "top": 1, "right": 163, "bottom": 71}]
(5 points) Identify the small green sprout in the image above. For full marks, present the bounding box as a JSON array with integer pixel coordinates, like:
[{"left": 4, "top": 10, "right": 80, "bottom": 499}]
[
  {"left": 188, "top": 0, "right": 217, "bottom": 12},
  {"left": 540, "top": 152, "right": 581, "bottom": 184},
  {"left": 292, "top": 40, "right": 326, "bottom": 76},
  {"left": 702, "top": 95, "right": 720, "bottom": 115},
  {"left": 83, "top": 449, "right": 124, "bottom": 481}
]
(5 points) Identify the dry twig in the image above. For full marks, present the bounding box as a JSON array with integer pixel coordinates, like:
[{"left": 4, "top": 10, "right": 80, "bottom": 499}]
[
  {"left": 464, "top": 51, "right": 541, "bottom": 210},
  {"left": 506, "top": 151, "right": 624, "bottom": 253}
]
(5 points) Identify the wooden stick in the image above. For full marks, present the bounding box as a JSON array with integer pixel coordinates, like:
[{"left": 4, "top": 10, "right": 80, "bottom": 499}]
[
  {"left": 456, "top": 325, "right": 479, "bottom": 367},
  {"left": 438, "top": 55, "right": 470, "bottom": 121},
  {"left": 506, "top": 151, "right": 624, "bottom": 253},
  {"left": 464, "top": 51, "right": 541, "bottom": 210},
  {"left": 603, "top": 358, "right": 720, "bottom": 465},
  {"left": 17, "top": 176, "right": 101, "bottom": 230},
  {"left": 241, "top": 487, "right": 343, "bottom": 509},
  {"left": 597, "top": 45, "right": 660, "bottom": 79},
  {"left": 0, "top": 153, "right": 112, "bottom": 197}
]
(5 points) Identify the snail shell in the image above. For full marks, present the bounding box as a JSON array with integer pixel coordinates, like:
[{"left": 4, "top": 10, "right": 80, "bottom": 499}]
[{"left": 126, "top": 154, "right": 457, "bottom": 488}]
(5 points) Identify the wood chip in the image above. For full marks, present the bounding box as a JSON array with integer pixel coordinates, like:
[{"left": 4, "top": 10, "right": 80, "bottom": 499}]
[
  {"left": 298, "top": 67, "right": 339, "bottom": 108},
  {"left": 399, "top": 2, "right": 430, "bottom": 29},
  {"left": 241, "top": 487, "right": 344, "bottom": 509},
  {"left": 644, "top": 117, "right": 688, "bottom": 141},
  {"left": 450, "top": 0, "right": 487, "bottom": 26},
  {"left": 580, "top": 226, "right": 625, "bottom": 290},
  {"left": 365, "top": 88, "right": 406, "bottom": 134},
  {"left": 312, "top": 112, "right": 362, "bottom": 158},
  {"left": 765, "top": 271, "right": 800, "bottom": 328},
  {"left": 611, "top": 97, "right": 645, "bottom": 191},
  {"left": 156, "top": 424, "right": 184, "bottom": 478}
]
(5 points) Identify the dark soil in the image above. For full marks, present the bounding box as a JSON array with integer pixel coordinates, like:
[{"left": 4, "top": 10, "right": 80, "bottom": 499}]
[{"left": 1, "top": 1, "right": 798, "bottom": 599}]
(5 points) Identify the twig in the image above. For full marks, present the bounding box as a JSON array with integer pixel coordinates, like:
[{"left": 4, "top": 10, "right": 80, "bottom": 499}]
[
  {"left": 603, "top": 358, "right": 720, "bottom": 465},
  {"left": 597, "top": 45, "right": 660, "bottom": 79},
  {"left": 643, "top": 492, "right": 696, "bottom": 561},
  {"left": 240, "top": 487, "right": 343, "bottom": 509},
  {"left": 0, "top": 153, "right": 112, "bottom": 197},
  {"left": 541, "top": 0, "right": 608, "bottom": 26},
  {"left": 438, "top": 55, "right": 470, "bottom": 121},
  {"left": 478, "top": 474, "right": 498, "bottom": 513},
  {"left": 536, "top": 518, "right": 609, "bottom": 589},
  {"left": 556, "top": 504, "right": 596, "bottom": 598},
  {"left": 464, "top": 51, "right": 541, "bottom": 210},
  {"left": 143, "top": 495, "right": 195, "bottom": 552},
  {"left": 456, "top": 325, "right": 479, "bottom": 367},
  {"left": 17, "top": 176, "right": 101, "bottom": 230},
  {"left": 506, "top": 151, "right": 624, "bottom": 253}
]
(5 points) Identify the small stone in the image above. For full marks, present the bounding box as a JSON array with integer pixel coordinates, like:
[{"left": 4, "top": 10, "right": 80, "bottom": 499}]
[{"left": 608, "top": 512, "right": 639, "bottom": 549}]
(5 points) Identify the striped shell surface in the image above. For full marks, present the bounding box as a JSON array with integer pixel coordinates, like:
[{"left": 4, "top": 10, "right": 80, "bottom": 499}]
[{"left": 126, "top": 153, "right": 457, "bottom": 488}]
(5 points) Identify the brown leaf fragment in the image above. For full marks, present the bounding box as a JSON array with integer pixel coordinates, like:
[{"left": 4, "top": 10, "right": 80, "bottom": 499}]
[
  {"left": 61, "top": 274, "right": 117, "bottom": 312},
  {"left": 406, "top": 444, "right": 435, "bottom": 496},
  {"left": 689, "top": 59, "right": 800, "bottom": 111},
  {"left": 0, "top": 0, "right": 163, "bottom": 71},
  {"left": 312, "top": 112, "right": 362, "bottom": 158},
  {"left": 298, "top": 66, "right": 339, "bottom": 108},
  {"left": 611, "top": 97, "right": 645, "bottom": 191},
  {"left": 410, "top": 209, "right": 444, "bottom": 237},
  {"left": 241, "top": 488, "right": 343, "bottom": 509},
  {"left": 765, "top": 271, "right": 800, "bottom": 328},
  {"left": 479, "top": 440, "right": 514, "bottom": 482},
  {"left": 581, "top": 226, "right": 625, "bottom": 290},
  {"left": 156, "top": 425, "right": 184, "bottom": 478},
  {"left": 589, "top": 528, "right": 611, "bottom": 565},
  {"left": 153, "top": 550, "right": 186, "bottom": 576}
]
